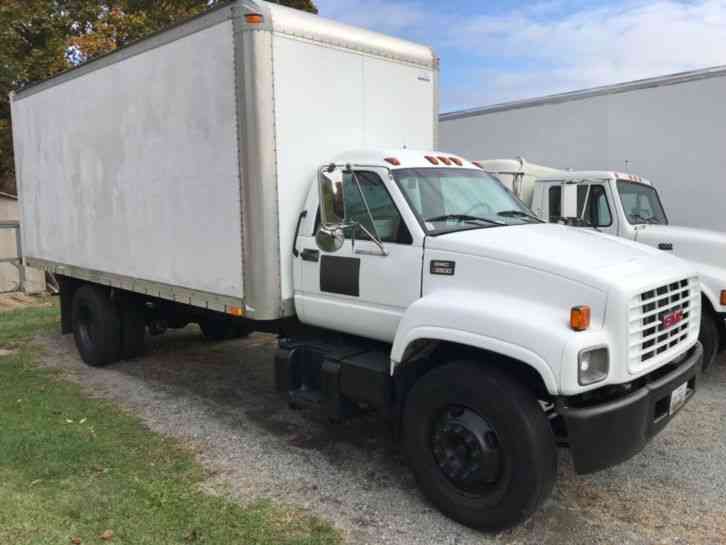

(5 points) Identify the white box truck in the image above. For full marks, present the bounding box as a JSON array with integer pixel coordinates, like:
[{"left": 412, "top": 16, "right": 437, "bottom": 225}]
[
  {"left": 475, "top": 158, "right": 726, "bottom": 371},
  {"left": 11, "top": 0, "right": 703, "bottom": 530},
  {"left": 438, "top": 65, "right": 726, "bottom": 234}
]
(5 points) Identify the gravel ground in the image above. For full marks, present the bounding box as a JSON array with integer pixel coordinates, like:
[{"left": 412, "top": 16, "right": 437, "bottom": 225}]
[{"left": 36, "top": 329, "right": 726, "bottom": 545}]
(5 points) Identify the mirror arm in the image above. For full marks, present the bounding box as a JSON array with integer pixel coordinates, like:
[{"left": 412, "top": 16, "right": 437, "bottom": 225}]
[
  {"left": 347, "top": 167, "right": 387, "bottom": 254},
  {"left": 354, "top": 223, "right": 388, "bottom": 256}
]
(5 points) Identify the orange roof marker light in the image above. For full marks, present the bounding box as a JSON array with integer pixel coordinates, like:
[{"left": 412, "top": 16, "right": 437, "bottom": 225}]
[
  {"left": 437, "top": 156, "right": 452, "bottom": 165},
  {"left": 449, "top": 157, "right": 463, "bottom": 166},
  {"left": 384, "top": 157, "right": 401, "bottom": 166},
  {"left": 425, "top": 155, "right": 439, "bottom": 165},
  {"left": 472, "top": 161, "right": 485, "bottom": 169},
  {"left": 245, "top": 13, "right": 264, "bottom": 24}
]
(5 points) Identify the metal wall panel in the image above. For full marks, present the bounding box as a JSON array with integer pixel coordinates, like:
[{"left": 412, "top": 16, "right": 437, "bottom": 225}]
[
  {"left": 12, "top": 21, "right": 244, "bottom": 298},
  {"left": 440, "top": 74, "right": 726, "bottom": 233}
]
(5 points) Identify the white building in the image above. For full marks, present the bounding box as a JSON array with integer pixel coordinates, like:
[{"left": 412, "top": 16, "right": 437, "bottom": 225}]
[{"left": 0, "top": 192, "right": 45, "bottom": 293}]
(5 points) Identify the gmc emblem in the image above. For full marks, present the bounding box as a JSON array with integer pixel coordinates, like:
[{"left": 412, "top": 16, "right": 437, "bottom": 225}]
[{"left": 661, "top": 310, "right": 684, "bottom": 329}]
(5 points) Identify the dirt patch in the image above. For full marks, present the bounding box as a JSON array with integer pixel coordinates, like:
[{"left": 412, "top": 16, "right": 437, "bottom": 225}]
[
  {"left": 0, "top": 292, "right": 51, "bottom": 312},
  {"left": 34, "top": 330, "right": 726, "bottom": 545}
]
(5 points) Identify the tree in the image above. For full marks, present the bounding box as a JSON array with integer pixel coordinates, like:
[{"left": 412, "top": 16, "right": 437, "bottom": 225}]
[{"left": 0, "top": 0, "right": 318, "bottom": 195}]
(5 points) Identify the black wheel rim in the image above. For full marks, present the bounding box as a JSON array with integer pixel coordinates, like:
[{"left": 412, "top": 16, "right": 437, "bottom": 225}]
[
  {"left": 77, "top": 303, "right": 94, "bottom": 348},
  {"left": 430, "top": 405, "right": 502, "bottom": 493}
]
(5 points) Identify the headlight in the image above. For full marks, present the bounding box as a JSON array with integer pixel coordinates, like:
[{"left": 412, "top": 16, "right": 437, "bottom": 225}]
[{"left": 578, "top": 346, "right": 609, "bottom": 386}]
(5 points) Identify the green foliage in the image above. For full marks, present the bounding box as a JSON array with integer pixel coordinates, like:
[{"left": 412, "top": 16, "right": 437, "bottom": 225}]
[{"left": 0, "top": 0, "right": 318, "bottom": 195}]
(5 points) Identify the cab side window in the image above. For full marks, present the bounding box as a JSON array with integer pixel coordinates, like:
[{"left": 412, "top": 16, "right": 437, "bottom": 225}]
[
  {"left": 548, "top": 184, "right": 611, "bottom": 226},
  {"left": 548, "top": 186, "right": 562, "bottom": 223},
  {"left": 342, "top": 171, "right": 412, "bottom": 244},
  {"left": 578, "top": 185, "right": 612, "bottom": 227}
]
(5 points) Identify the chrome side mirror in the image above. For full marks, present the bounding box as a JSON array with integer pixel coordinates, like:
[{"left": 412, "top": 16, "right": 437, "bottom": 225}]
[
  {"left": 318, "top": 165, "right": 345, "bottom": 226},
  {"left": 315, "top": 225, "right": 345, "bottom": 253}
]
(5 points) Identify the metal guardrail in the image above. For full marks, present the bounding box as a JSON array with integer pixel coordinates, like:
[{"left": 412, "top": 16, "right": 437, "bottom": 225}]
[{"left": 0, "top": 221, "right": 24, "bottom": 292}]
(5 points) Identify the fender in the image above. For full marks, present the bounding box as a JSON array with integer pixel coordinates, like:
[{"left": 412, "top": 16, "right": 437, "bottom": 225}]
[
  {"left": 694, "top": 263, "right": 726, "bottom": 314},
  {"left": 391, "top": 290, "right": 575, "bottom": 395}
]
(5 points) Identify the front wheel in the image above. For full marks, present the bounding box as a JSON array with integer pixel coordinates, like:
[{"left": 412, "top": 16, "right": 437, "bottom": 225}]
[{"left": 403, "top": 362, "right": 557, "bottom": 530}]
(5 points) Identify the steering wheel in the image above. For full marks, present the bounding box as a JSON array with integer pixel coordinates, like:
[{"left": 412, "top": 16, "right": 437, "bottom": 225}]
[{"left": 462, "top": 201, "right": 494, "bottom": 217}]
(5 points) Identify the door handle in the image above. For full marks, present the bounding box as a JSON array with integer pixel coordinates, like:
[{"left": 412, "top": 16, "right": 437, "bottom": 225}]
[
  {"left": 658, "top": 242, "right": 673, "bottom": 251},
  {"left": 301, "top": 248, "right": 319, "bottom": 262}
]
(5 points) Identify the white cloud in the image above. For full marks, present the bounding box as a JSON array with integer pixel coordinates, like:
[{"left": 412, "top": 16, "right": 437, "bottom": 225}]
[
  {"left": 314, "top": 0, "right": 726, "bottom": 111},
  {"left": 446, "top": 0, "right": 726, "bottom": 109}
]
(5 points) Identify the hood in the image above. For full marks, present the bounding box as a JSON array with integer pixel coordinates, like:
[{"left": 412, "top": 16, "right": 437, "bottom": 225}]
[
  {"left": 426, "top": 223, "right": 691, "bottom": 292},
  {"left": 635, "top": 224, "right": 726, "bottom": 271}
]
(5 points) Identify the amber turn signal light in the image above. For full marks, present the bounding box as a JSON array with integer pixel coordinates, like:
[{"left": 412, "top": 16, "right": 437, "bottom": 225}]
[
  {"left": 227, "top": 306, "right": 245, "bottom": 317},
  {"left": 721, "top": 290, "right": 726, "bottom": 306},
  {"left": 245, "top": 13, "right": 264, "bottom": 24},
  {"left": 570, "top": 305, "right": 591, "bottom": 331}
]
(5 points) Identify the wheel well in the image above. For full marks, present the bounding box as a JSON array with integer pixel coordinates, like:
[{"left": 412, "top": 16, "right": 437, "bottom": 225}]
[
  {"left": 703, "top": 293, "right": 726, "bottom": 347},
  {"left": 394, "top": 339, "right": 552, "bottom": 409}
]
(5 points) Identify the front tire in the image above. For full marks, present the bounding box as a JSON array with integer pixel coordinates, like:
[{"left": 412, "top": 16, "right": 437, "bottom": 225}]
[
  {"left": 700, "top": 312, "right": 719, "bottom": 371},
  {"left": 72, "top": 285, "right": 121, "bottom": 367},
  {"left": 403, "top": 362, "right": 557, "bottom": 530}
]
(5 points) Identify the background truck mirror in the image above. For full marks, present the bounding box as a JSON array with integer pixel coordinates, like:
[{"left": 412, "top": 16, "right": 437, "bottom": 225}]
[{"left": 562, "top": 183, "right": 578, "bottom": 220}]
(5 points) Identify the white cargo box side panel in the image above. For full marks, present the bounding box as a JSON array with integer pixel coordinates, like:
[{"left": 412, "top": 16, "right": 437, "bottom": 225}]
[
  {"left": 13, "top": 20, "right": 243, "bottom": 298},
  {"left": 272, "top": 35, "right": 435, "bottom": 301}
]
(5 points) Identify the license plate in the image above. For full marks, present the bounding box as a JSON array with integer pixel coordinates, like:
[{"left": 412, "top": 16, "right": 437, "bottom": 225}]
[{"left": 669, "top": 381, "right": 688, "bottom": 415}]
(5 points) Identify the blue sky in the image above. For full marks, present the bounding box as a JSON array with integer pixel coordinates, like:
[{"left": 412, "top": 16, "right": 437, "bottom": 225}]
[{"left": 313, "top": 0, "right": 726, "bottom": 113}]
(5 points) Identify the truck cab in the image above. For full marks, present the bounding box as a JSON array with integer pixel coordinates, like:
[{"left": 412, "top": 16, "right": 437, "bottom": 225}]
[
  {"left": 478, "top": 158, "right": 726, "bottom": 370},
  {"left": 282, "top": 149, "right": 703, "bottom": 530}
]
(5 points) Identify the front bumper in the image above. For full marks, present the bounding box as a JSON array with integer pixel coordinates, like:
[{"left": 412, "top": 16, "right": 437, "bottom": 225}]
[{"left": 559, "top": 342, "right": 702, "bottom": 474}]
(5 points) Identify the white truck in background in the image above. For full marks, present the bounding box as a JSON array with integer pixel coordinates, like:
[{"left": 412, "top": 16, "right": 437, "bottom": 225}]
[
  {"left": 11, "top": 0, "right": 703, "bottom": 530},
  {"left": 477, "top": 158, "right": 726, "bottom": 370},
  {"left": 438, "top": 65, "right": 726, "bottom": 234}
]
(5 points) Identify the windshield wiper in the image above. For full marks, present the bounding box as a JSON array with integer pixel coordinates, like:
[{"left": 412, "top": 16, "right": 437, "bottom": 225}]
[
  {"left": 425, "top": 214, "right": 505, "bottom": 225},
  {"left": 497, "top": 210, "right": 542, "bottom": 222}
]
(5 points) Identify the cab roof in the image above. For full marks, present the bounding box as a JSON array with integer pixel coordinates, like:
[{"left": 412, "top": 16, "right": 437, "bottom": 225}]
[
  {"left": 537, "top": 171, "right": 652, "bottom": 185},
  {"left": 330, "top": 149, "right": 482, "bottom": 170}
]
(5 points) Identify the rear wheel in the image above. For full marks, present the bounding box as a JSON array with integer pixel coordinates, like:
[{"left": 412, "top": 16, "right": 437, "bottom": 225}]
[
  {"left": 403, "top": 361, "right": 557, "bottom": 530},
  {"left": 72, "top": 285, "right": 121, "bottom": 367},
  {"left": 700, "top": 312, "right": 719, "bottom": 371}
]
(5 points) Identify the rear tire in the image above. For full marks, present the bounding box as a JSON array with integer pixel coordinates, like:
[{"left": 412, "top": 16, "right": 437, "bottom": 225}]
[
  {"left": 403, "top": 361, "right": 557, "bottom": 531},
  {"left": 700, "top": 312, "right": 719, "bottom": 371},
  {"left": 119, "top": 297, "right": 146, "bottom": 360},
  {"left": 72, "top": 285, "right": 121, "bottom": 367}
]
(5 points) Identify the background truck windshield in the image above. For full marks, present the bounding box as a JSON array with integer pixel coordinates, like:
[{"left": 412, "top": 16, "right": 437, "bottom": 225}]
[
  {"left": 394, "top": 168, "right": 537, "bottom": 234},
  {"left": 617, "top": 180, "right": 668, "bottom": 225}
]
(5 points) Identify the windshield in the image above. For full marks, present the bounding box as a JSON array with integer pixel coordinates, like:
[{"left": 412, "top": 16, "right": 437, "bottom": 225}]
[
  {"left": 617, "top": 180, "right": 668, "bottom": 225},
  {"left": 393, "top": 168, "right": 540, "bottom": 234}
]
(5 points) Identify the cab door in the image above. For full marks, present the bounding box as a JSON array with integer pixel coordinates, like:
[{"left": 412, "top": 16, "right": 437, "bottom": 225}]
[
  {"left": 295, "top": 167, "right": 424, "bottom": 343},
  {"left": 546, "top": 182, "right": 618, "bottom": 235}
]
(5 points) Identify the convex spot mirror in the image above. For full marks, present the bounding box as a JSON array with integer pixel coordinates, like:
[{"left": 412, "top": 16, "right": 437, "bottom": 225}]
[{"left": 316, "top": 225, "right": 345, "bottom": 253}]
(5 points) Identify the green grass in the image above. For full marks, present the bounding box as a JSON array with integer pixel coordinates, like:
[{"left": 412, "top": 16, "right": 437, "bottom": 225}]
[{"left": 0, "top": 301, "right": 339, "bottom": 545}]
